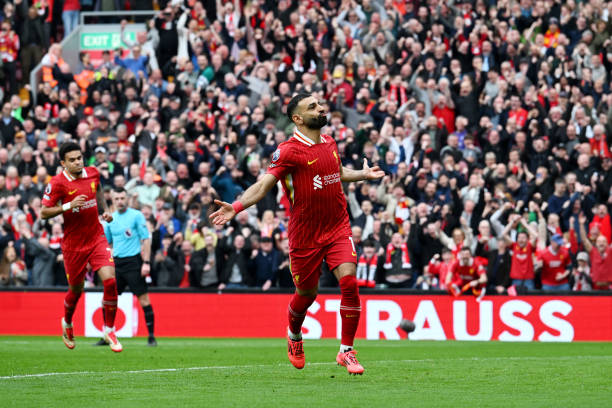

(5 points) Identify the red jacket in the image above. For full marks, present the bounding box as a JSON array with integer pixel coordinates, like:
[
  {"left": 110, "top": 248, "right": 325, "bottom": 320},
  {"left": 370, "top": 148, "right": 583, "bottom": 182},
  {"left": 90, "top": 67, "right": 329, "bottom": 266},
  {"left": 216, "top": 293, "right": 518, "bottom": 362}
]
[
  {"left": 0, "top": 32, "right": 19, "bottom": 63},
  {"left": 590, "top": 214, "right": 612, "bottom": 244}
]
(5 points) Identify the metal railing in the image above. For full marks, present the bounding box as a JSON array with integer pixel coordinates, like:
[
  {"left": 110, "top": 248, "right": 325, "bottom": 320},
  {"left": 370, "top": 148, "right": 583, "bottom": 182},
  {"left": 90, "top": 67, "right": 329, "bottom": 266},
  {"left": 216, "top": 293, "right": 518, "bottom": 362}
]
[{"left": 29, "top": 25, "right": 81, "bottom": 106}]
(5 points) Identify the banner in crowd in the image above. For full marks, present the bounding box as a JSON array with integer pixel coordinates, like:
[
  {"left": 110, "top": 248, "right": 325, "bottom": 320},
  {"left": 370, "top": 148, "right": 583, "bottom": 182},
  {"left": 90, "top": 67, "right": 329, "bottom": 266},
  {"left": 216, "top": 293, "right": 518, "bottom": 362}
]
[{"left": 1, "top": 292, "right": 611, "bottom": 341}]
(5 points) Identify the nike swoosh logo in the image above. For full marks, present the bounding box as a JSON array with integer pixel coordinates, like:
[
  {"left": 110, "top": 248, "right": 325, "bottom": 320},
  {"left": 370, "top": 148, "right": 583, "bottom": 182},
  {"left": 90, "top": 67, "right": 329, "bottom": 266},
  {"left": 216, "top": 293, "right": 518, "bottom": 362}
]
[
  {"left": 307, "top": 159, "right": 318, "bottom": 165},
  {"left": 68, "top": 190, "right": 78, "bottom": 195}
]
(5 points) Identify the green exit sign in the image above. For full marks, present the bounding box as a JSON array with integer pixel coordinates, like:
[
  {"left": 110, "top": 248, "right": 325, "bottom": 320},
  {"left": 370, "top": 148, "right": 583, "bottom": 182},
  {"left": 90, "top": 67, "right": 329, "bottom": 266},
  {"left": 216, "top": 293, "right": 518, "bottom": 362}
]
[{"left": 80, "top": 32, "right": 137, "bottom": 50}]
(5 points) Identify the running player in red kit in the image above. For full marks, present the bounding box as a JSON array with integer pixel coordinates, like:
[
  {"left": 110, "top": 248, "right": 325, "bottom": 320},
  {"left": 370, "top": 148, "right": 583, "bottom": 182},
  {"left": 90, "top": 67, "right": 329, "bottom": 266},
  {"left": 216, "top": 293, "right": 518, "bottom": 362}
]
[
  {"left": 41, "top": 142, "right": 122, "bottom": 352},
  {"left": 210, "top": 94, "right": 384, "bottom": 375}
]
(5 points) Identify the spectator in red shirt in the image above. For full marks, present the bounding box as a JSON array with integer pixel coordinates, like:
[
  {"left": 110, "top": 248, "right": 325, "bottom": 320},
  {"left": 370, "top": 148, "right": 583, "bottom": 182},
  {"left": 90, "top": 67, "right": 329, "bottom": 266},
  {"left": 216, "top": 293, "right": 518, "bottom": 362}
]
[
  {"left": 508, "top": 94, "right": 527, "bottom": 129},
  {"left": 590, "top": 204, "right": 612, "bottom": 244},
  {"left": 432, "top": 93, "right": 455, "bottom": 133},
  {"left": 328, "top": 65, "right": 354, "bottom": 107},
  {"left": 420, "top": 248, "right": 453, "bottom": 290},
  {"left": 502, "top": 213, "right": 538, "bottom": 291},
  {"left": 0, "top": 21, "right": 19, "bottom": 97},
  {"left": 590, "top": 125, "right": 611, "bottom": 159},
  {"left": 536, "top": 234, "right": 571, "bottom": 291},
  {"left": 579, "top": 214, "right": 612, "bottom": 290},
  {"left": 445, "top": 246, "right": 487, "bottom": 299}
]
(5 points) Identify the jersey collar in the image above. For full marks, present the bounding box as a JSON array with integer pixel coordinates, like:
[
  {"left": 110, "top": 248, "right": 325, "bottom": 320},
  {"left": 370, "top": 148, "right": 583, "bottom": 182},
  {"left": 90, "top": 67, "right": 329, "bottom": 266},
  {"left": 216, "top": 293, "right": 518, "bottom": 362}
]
[
  {"left": 459, "top": 258, "right": 474, "bottom": 267},
  {"left": 293, "top": 128, "right": 316, "bottom": 146},
  {"left": 63, "top": 168, "right": 88, "bottom": 182}
]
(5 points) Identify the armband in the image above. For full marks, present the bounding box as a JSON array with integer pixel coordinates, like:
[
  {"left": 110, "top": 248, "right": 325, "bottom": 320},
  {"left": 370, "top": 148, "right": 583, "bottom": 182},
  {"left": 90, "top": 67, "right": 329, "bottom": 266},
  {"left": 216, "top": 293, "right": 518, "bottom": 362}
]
[{"left": 231, "top": 201, "right": 245, "bottom": 214}]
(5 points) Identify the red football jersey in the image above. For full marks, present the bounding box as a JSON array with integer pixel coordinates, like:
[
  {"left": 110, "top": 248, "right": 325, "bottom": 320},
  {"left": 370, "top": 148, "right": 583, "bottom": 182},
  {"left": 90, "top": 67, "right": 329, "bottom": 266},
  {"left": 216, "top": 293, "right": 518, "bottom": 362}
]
[
  {"left": 537, "top": 246, "right": 571, "bottom": 286},
  {"left": 589, "top": 246, "right": 612, "bottom": 283},
  {"left": 427, "top": 260, "right": 452, "bottom": 289},
  {"left": 267, "top": 129, "right": 351, "bottom": 249},
  {"left": 41, "top": 167, "right": 105, "bottom": 252},
  {"left": 449, "top": 258, "right": 486, "bottom": 285},
  {"left": 510, "top": 242, "right": 535, "bottom": 280}
]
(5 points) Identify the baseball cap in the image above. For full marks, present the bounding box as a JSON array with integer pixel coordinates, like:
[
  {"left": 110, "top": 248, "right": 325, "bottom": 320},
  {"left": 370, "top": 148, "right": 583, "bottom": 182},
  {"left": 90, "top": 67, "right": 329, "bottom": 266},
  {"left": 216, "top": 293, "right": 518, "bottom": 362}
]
[
  {"left": 549, "top": 17, "right": 559, "bottom": 26},
  {"left": 551, "top": 234, "right": 564, "bottom": 245},
  {"left": 261, "top": 236, "right": 273, "bottom": 243},
  {"left": 162, "top": 202, "right": 173, "bottom": 210},
  {"left": 94, "top": 146, "right": 107, "bottom": 154},
  {"left": 577, "top": 252, "right": 589, "bottom": 262},
  {"left": 49, "top": 118, "right": 59, "bottom": 126}
]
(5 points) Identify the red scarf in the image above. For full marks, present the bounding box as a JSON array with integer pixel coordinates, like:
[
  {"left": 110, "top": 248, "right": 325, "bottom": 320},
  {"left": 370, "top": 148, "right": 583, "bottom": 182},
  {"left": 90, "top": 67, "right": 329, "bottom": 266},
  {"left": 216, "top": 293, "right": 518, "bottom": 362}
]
[
  {"left": 357, "top": 254, "right": 378, "bottom": 281},
  {"left": 384, "top": 243, "right": 411, "bottom": 269},
  {"left": 395, "top": 200, "right": 410, "bottom": 226},
  {"left": 139, "top": 160, "right": 147, "bottom": 180},
  {"left": 180, "top": 254, "right": 191, "bottom": 288},
  {"left": 50, "top": 234, "right": 62, "bottom": 250},
  {"left": 388, "top": 84, "right": 407, "bottom": 106},
  {"left": 477, "top": 234, "right": 489, "bottom": 252},
  {"left": 590, "top": 135, "right": 611, "bottom": 158}
]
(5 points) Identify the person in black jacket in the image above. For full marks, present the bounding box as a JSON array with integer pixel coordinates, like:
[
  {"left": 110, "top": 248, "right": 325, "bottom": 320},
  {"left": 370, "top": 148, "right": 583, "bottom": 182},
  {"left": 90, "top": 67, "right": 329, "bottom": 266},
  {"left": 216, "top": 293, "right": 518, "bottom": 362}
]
[
  {"left": 486, "top": 239, "right": 512, "bottom": 294},
  {"left": 218, "top": 234, "right": 253, "bottom": 289},
  {"left": 0, "top": 102, "right": 22, "bottom": 146},
  {"left": 153, "top": 235, "right": 182, "bottom": 286},
  {"left": 155, "top": 6, "right": 179, "bottom": 76},
  {"left": 189, "top": 233, "right": 222, "bottom": 288},
  {"left": 16, "top": 1, "right": 45, "bottom": 86},
  {"left": 251, "top": 236, "right": 280, "bottom": 290}
]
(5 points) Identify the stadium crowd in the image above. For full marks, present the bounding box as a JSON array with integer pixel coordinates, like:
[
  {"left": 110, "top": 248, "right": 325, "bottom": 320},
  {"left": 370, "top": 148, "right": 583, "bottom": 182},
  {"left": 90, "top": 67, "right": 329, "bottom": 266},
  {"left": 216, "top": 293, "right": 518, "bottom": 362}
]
[{"left": 0, "top": 0, "right": 610, "bottom": 293}]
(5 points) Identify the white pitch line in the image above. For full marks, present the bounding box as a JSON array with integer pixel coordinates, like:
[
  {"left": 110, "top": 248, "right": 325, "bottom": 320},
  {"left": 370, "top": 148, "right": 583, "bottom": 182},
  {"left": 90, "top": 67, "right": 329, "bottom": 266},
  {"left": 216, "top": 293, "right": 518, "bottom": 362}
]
[{"left": 1, "top": 355, "right": 610, "bottom": 381}]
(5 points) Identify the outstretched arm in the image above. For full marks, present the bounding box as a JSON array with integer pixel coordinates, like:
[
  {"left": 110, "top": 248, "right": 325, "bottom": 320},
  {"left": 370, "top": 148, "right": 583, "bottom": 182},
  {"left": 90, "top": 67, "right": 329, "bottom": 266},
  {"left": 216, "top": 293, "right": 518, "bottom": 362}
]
[
  {"left": 578, "top": 213, "right": 593, "bottom": 253},
  {"left": 340, "top": 158, "right": 385, "bottom": 183},
  {"left": 210, "top": 173, "right": 278, "bottom": 225},
  {"left": 519, "top": 217, "right": 538, "bottom": 245}
]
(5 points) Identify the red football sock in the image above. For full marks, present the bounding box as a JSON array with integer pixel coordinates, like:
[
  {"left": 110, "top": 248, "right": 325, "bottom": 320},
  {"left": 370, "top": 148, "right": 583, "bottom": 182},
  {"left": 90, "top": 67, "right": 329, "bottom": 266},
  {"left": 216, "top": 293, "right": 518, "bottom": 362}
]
[
  {"left": 287, "top": 292, "right": 316, "bottom": 336},
  {"left": 339, "top": 275, "right": 361, "bottom": 347},
  {"left": 64, "top": 289, "right": 82, "bottom": 324},
  {"left": 102, "top": 278, "right": 118, "bottom": 328}
]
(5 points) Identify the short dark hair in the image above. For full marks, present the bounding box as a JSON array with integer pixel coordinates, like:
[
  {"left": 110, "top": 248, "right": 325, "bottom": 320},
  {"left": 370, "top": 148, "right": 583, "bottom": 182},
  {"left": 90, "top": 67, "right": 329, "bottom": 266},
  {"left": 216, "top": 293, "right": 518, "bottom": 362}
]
[
  {"left": 362, "top": 239, "right": 376, "bottom": 248},
  {"left": 59, "top": 142, "right": 81, "bottom": 161},
  {"left": 286, "top": 93, "right": 311, "bottom": 123},
  {"left": 113, "top": 186, "right": 127, "bottom": 194}
]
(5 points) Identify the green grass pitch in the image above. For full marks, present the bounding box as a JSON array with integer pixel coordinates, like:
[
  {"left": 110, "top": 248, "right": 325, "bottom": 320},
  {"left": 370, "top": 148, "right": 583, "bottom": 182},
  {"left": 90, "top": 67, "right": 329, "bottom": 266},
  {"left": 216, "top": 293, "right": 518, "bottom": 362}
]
[{"left": 1, "top": 337, "right": 611, "bottom": 407}]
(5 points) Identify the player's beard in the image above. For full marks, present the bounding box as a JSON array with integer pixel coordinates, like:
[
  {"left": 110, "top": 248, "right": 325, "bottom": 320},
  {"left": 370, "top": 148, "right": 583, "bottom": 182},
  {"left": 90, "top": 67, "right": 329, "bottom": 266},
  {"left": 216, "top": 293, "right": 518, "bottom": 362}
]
[{"left": 304, "top": 114, "right": 328, "bottom": 130}]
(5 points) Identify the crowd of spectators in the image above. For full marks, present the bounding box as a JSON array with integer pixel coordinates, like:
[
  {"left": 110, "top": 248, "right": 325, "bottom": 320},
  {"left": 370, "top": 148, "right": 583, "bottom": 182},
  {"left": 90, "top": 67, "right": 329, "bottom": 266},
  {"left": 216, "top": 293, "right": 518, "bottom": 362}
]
[{"left": 0, "top": 0, "right": 611, "bottom": 294}]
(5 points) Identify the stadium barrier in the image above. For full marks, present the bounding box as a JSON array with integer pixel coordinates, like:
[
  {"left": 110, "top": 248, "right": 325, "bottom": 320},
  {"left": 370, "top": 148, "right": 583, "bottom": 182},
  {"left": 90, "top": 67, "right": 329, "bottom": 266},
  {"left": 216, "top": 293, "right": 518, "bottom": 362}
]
[{"left": 1, "top": 290, "right": 611, "bottom": 341}]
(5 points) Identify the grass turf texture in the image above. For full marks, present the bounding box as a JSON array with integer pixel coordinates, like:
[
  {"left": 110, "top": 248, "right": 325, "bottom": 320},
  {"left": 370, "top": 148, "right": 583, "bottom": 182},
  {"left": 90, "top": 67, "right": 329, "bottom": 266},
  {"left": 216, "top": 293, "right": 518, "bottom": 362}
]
[{"left": 1, "top": 337, "right": 611, "bottom": 407}]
